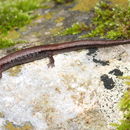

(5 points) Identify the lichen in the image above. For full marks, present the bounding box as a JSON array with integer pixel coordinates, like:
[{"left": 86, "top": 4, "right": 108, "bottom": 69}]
[
  {"left": 49, "top": 26, "right": 63, "bottom": 35},
  {"left": 72, "top": 0, "right": 98, "bottom": 12},
  {"left": 42, "top": 12, "right": 55, "bottom": 20},
  {"left": 4, "top": 122, "right": 34, "bottom": 130},
  {"left": 53, "top": 0, "right": 74, "bottom": 4},
  {"left": 110, "top": 0, "right": 129, "bottom": 8},
  {"left": 55, "top": 17, "right": 65, "bottom": 23},
  {"left": 0, "top": 112, "right": 4, "bottom": 118},
  {"left": 8, "top": 66, "right": 22, "bottom": 77}
]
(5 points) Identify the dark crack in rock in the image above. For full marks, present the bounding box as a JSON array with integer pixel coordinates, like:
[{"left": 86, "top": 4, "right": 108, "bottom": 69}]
[{"left": 101, "top": 74, "right": 115, "bottom": 89}]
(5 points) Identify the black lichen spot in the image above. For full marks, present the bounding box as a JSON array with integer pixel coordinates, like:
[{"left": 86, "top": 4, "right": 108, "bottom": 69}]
[
  {"left": 101, "top": 74, "right": 115, "bottom": 89},
  {"left": 87, "top": 48, "right": 109, "bottom": 66},
  {"left": 109, "top": 69, "right": 123, "bottom": 76},
  {"left": 87, "top": 48, "right": 98, "bottom": 55},
  {"left": 93, "top": 58, "right": 109, "bottom": 66},
  {"left": 118, "top": 58, "right": 122, "bottom": 61}
]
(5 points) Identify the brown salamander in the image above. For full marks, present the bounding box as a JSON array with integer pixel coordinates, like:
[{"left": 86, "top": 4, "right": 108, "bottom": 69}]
[{"left": 0, "top": 39, "right": 130, "bottom": 78}]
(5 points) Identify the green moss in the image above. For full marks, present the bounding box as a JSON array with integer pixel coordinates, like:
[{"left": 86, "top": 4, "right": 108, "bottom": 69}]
[
  {"left": 0, "top": 0, "right": 45, "bottom": 35},
  {"left": 0, "top": 8, "right": 30, "bottom": 35},
  {"left": 112, "top": 90, "right": 130, "bottom": 130},
  {"left": 0, "top": 38, "right": 27, "bottom": 49},
  {"left": 0, "top": 38, "right": 16, "bottom": 48},
  {"left": 119, "top": 91, "right": 130, "bottom": 112},
  {"left": 125, "top": 81, "right": 130, "bottom": 86},
  {"left": 118, "top": 76, "right": 130, "bottom": 80},
  {"left": 112, "top": 77, "right": 130, "bottom": 130},
  {"left": 4, "top": 30, "right": 20, "bottom": 39},
  {"left": 81, "top": 1, "right": 130, "bottom": 39},
  {"left": 60, "top": 22, "right": 89, "bottom": 35},
  {"left": 59, "top": 1, "right": 130, "bottom": 39},
  {"left": 0, "top": 0, "right": 48, "bottom": 49},
  {"left": 13, "top": 0, "right": 43, "bottom": 12}
]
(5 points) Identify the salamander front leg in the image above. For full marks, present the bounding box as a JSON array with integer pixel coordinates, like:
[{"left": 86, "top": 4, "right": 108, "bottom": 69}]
[
  {"left": 48, "top": 55, "right": 55, "bottom": 68},
  {"left": 0, "top": 66, "right": 2, "bottom": 78},
  {"left": 0, "top": 73, "right": 2, "bottom": 79}
]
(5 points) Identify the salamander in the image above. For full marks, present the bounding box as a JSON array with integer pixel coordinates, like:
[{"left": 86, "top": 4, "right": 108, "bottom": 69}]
[{"left": 0, "top": 39, "right": 130, "bottom": 78}]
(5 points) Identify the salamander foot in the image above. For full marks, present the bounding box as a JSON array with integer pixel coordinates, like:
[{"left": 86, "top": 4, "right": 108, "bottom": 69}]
[
  {"left": 0, "top": 73, "right": 2, "bottom": 79},
  {"left": 48, "top": 55, "right": 55, "bottom": 68}
]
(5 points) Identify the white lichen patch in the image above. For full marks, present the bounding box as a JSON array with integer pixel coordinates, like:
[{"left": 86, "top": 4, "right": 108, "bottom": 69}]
[{"left": 0, "top": 45, "right": 130, "bottom": 130}]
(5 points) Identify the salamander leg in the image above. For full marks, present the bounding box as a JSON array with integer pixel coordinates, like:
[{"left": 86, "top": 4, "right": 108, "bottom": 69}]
[
  {"left": 0, "top": 66, "right": 2, "bottom": 78},
  {"left": 47, "top": 55, "right": 55, "bottom": 68},
  {"left": 0, "top": 73, "right": 2, "bottom": 79}
]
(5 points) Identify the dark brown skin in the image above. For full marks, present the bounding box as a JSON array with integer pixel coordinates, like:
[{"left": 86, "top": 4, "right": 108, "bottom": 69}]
[{"left": 0, "top": 39, "right": 130, "bottom": 78}]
